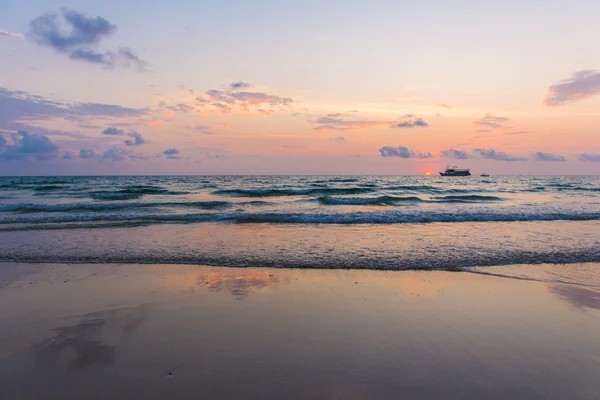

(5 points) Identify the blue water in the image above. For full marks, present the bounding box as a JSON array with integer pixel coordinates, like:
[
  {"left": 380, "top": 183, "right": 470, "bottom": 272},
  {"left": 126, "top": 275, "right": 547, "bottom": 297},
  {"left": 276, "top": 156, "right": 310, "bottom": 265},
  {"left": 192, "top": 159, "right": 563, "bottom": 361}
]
[
  {"left": 0, "top": 176, "right": 599, "bottom": 269},
  {"left": 0, "top": 175, "right": 599, "bottom": 229}
]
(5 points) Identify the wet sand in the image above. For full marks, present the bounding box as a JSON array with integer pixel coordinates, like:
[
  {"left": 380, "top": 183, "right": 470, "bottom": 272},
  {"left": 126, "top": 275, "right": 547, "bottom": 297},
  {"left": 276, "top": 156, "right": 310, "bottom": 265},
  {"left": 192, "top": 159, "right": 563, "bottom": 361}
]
[{"left": 1, "top": 262, "right": 600, "bottom": 399}]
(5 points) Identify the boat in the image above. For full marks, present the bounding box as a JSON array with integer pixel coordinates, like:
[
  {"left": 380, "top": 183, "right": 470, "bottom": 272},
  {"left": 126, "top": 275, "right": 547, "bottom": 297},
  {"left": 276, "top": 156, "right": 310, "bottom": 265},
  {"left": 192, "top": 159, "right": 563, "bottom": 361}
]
[
  {"left": 440, "top": 166, "right": 471, "bottom": 176},
  {"left": 481, "top": 173, "right": 489, "bottom": 177}
]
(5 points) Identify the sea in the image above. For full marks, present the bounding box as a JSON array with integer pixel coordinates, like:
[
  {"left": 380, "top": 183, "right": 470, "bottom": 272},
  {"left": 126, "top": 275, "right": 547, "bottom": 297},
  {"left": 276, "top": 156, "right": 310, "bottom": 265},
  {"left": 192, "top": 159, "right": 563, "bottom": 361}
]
[{"left": 1, "top": 175, "right": 599, "bottom": 271}]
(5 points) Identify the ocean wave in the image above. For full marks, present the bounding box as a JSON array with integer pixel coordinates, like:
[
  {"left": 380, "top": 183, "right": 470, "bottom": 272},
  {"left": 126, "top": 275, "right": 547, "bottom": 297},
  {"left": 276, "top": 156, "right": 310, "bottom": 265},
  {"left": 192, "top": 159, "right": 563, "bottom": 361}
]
[
  {"left": 382, "top": 185, "right": 495, "bottom": 194},
  {"left": 2, "top": 210, "right": 600, "bottom": 228},
  {"left": 430, "top": 195, "right": 505, "bottom": 202},
  {"left": 560, "top": 187, "right": 600, "bottom": 192},
  {"left": 318, "top": 195, "right": 423, "bottom": 205},
  {"left": 90, "top": 187, "right": 188, "bottom": 200},
  {"left": 90, "top": 192, "right": 145, "bottom": 200},
  {"left": 0, "top": 200, "right": 233, "bottom": 213},
  {"left": 317, "top": 194, "right": 504, "bottom": 206},
  {"left": 382, "top": 185, "right": 439, "bottom": 191},
  {"left": 32, "top": 185, "right": 68, "bottom": 192},
  {"left": 213, "top": 187, "right": 375, "bottom": 197},
  {"left": 326, "top": 177, "right": 360, "bottom": 183}
]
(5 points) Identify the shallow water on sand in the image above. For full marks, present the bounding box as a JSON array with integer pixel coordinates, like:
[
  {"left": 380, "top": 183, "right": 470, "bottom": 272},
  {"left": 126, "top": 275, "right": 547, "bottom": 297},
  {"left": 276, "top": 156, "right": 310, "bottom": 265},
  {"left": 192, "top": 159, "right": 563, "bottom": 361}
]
[
  {"left": 1, "top": 221, "right": 599, "bottom": 273},
  {"left": 1, "top": 262, "right": 599, "bottom": 399}
]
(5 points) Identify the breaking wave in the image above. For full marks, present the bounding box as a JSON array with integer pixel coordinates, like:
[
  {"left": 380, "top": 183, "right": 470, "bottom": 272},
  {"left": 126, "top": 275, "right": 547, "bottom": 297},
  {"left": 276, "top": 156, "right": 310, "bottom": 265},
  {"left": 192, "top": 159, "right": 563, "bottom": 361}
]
[{"left": 213, "top": 187, "right": 375, "bottom": 197}]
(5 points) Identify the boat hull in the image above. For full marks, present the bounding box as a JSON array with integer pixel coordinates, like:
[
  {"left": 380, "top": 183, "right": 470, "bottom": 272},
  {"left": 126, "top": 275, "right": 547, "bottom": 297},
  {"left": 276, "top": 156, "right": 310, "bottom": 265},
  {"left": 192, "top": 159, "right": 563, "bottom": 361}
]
[{"left": 440, "top": 171, "right": 471, "bottom": 176}]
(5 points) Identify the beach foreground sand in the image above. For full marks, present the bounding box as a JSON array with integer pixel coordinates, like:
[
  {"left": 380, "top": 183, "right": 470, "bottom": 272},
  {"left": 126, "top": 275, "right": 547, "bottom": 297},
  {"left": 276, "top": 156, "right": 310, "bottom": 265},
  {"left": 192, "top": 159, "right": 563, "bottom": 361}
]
[{"left": 1, "top": 262, "right": 599, "bottom": 399}]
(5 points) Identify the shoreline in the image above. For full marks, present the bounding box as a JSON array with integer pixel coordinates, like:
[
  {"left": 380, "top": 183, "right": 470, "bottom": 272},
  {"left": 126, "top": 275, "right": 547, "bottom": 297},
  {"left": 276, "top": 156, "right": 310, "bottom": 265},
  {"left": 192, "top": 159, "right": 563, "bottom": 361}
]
[{"left": 1, "top": 259, "right": 599, "bottom": 275}]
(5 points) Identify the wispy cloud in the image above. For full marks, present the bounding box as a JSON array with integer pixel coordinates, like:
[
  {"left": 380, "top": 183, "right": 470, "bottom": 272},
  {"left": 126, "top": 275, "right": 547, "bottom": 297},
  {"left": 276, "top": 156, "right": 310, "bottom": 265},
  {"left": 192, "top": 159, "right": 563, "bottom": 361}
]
[
  {"left": 311, "top": 113, "right": 429, "bottom": 132},
  {"left": 165, "top": 103, "right": 197, "bottom": 114},
  {"left": 436, "top": 103, "right": 453, "bottom": 109},
  {"left": 379, "top": 146, "right": 432, "bottom": 158},
  {"left": 157, "top": 82, "right": 294, "bottom": 119},
  {"left": 186, "top": 124, "right": 217, "bottom": 135},
  {"left": 473, "top": 114, "right": 510, "bottom": 129},
  {"left": 578, "top": 153, "right": 600, "bottom": 162},
  {"left": 544, "top": 70, "right": 600, "bottom": 106},
  {"left": 28, "top": 9, "right": 148, "bottom": 71},
  {"left": 392, "top": 117, "right": 429, "bottom": 128},
  {"left": 311, "top": 114, "right": 391, "bottom": 131},
  {"left": 200, "top": 85, "right": 293, "bottom": 114},
  {"left": 71, "top": 102, "right": 148, "bottom": 118}
]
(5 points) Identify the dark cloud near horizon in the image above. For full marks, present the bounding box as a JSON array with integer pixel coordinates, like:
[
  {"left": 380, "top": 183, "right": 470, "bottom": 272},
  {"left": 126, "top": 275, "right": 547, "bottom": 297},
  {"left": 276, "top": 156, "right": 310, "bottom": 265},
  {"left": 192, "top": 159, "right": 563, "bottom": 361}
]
[
  {"left": 163, "top": 148, "right": 180, "bottom": 160},
  {"left": 379, "top": 146, "right": 433, "bottom": 158},
  {"left": 101, "top": 146, "right": 127, "bottom": 162},
  {"left": 0, "top": 131, "right": 59, "bottom": 161},
  {"left": 544, "top": 70, "right": 600, "bottom": 106},
  {"left": 472, "top": 148, "right": 525, "bottom": 161},
  {"left": 79, "top": 148, "right": 97, "bottom": 159},
  {"left": 392, "top": 117, "right": 429, "bottom": 128},
  {"left": 578, "top": 153, "right": 600, "bottom": 162},
  {"left": 531, "top": 151, "right": 566, "bottom": 162},
  {"left": 28, "top": 9, "right": 148, "bottom": 71},
  {"left": 440, "top": 149, "right": 470, "bottom": 159}
]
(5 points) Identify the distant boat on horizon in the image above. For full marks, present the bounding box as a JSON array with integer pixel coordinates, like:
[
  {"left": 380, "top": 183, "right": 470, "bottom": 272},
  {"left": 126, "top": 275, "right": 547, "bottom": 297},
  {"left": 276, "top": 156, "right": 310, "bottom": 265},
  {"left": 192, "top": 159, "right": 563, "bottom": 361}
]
[
  {"left": 440, "top": 166, "right": 471, "bottom": 176},
  {"left": 481, "top": 173, "right": 489, "bottom": 177}
]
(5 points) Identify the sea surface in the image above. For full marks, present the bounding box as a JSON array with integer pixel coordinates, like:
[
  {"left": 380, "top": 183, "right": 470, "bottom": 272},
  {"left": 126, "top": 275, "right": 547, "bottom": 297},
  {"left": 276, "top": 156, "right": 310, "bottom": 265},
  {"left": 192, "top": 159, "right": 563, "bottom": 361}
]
[{"left": 0, "top": 175, "right": 599, "bottom": 271}]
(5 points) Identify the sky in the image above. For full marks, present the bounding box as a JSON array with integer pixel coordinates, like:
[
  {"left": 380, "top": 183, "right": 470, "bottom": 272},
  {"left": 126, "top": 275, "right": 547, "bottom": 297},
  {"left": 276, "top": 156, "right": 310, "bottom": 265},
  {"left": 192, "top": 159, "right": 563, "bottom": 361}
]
[{"left": 1, "top": 0, "right": 600, "bottom": 175}]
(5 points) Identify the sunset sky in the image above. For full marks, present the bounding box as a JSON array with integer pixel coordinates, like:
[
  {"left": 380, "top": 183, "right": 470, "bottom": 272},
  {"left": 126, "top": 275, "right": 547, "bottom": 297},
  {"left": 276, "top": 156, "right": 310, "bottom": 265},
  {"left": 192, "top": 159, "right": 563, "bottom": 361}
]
[{"left": 1, "top": 0, "right": 600, "bottom": 175}]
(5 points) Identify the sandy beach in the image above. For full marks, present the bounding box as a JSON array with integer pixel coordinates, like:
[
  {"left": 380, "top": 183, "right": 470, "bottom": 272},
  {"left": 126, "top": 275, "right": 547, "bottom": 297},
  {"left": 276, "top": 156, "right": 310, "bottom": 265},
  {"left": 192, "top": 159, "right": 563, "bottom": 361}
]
[{"left": 1, "top": 262, "right": 599, "bottom": 399}]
